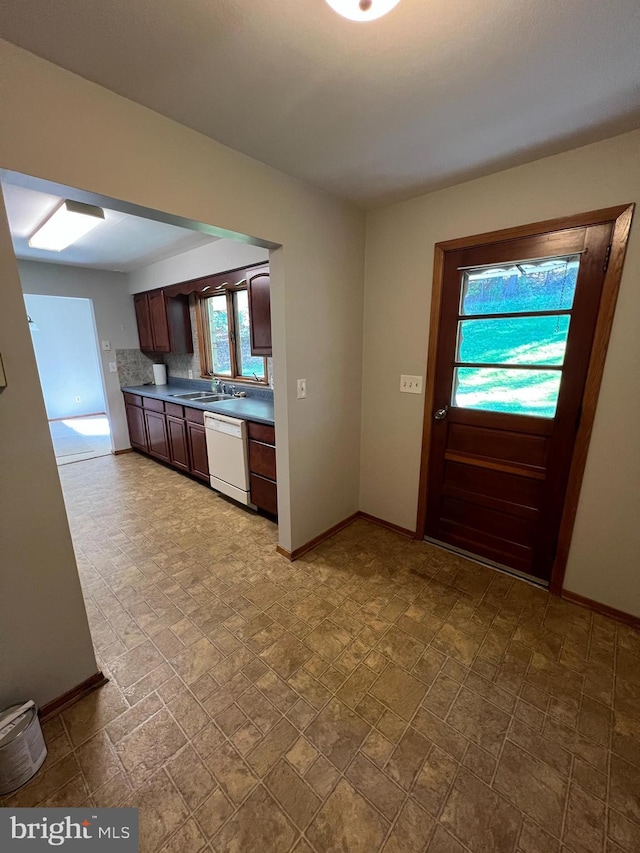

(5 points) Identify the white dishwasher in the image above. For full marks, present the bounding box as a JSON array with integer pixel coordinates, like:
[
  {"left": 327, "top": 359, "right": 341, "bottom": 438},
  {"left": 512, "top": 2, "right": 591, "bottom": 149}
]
[{"left": 204, "top": 412, "right": 255, "bottom": 507}]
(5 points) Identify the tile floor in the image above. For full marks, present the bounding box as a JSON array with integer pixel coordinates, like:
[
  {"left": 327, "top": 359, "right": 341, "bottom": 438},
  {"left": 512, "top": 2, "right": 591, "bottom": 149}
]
[{"left": 3, "top": 452, "right": 640, "bottom": 853}]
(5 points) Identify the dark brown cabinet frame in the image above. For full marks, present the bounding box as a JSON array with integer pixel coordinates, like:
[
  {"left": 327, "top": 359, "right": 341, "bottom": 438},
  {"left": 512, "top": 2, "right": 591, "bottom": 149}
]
[{"left": 415, "top": 204, "right": 634, "bottom": 595}]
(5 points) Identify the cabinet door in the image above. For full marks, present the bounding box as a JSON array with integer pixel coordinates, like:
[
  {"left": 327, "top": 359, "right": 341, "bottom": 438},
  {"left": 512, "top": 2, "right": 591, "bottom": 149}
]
[
  {"left": 148, "top": 290, "right": 171, "bottom": 352},
  {"left": 134, "top": 293, "right": 154, "bottom": 351},
  {"left": 247, "top": 268, "right": 272, "bottom": 356},
  {"left": 187, "top": 422, "right": 209, "bottom": 481},
  {"left": 167, "top": 415, "right": 190, "bottom": 471},
  {"left": 166, "top": 295, "right": 193, "bottom": 354},
  {"left": 144, "top": 410, "right": 170, "bottom": 461},
  {"left": 126, "top": 403, "right": 148, "bottom": 451},
  {"left": 250, "top": 474, "right": 278, "bottom": 516}
]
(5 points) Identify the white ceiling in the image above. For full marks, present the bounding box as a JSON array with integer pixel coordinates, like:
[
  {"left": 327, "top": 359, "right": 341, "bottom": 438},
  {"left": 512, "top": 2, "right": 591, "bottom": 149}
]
[
  {"left": 1, "top": 0, "right": 639, "bottom": 207},
  {"left": 2, "top": 182, "right": 218, "bottom": 271}
]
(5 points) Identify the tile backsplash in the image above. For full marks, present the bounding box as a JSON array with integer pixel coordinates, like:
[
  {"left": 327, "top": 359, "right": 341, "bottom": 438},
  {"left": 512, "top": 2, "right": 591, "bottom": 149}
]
[{"left": 115, "top": 348, "right": 158, "bottom": 387}]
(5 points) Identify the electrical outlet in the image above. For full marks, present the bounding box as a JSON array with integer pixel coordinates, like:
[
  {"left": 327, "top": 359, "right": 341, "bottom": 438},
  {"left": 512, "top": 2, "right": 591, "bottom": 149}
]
[
  {"left": 188, "top": 370, "right": 193, "bottom": 379},
  {"left": 101, "top": 340, "right": 111, "bottom": 351},
  {"left": 400, "top": 375, "right": 423, "bottom": 394},
  {"left": 108, "top": 362, "right": 117, "bottom": 373},
  {"left": 297, "top": 379, "right": 307, "bottom": 399}
]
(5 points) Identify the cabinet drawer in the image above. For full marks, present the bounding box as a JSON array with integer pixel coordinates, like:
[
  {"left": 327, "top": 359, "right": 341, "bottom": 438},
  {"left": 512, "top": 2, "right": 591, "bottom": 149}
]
[
  {"left": 165, "top": 402, "right": 184, "bottom": 418},
  {"left": 247, "top": 421, "right": 275, "bottom": 445},
  {"left": 249, "top": 440, "right": 276, "bottom": 480},
  {"left": 142, "top": 396, "right": 165, "bottom": 413},
  {"left": 250, "top": 474, "right": 278, "bottom": 516},
  {"left": 123, "top": 392, "right": 142, "bottom": 407},
  {"left": 184, "top": 406, "right": 205, "bottom": 425}
]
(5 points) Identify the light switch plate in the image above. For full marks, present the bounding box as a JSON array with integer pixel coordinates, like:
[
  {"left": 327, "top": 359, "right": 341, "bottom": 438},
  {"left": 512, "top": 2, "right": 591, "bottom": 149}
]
[
  {"left": 297, "top": 379, "right": 307, "bottom": 399},
  {"left": 101, "top": 340, "right": 111, "bottom": 351},
  {"left": 400, "top": 374, "right": 423, "bottom": 394}
]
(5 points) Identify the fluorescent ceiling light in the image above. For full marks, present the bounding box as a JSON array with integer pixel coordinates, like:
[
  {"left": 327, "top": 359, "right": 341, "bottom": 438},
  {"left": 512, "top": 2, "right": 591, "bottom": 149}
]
[
  {"left": 325, "top": 0, "right": 401, "bottom": 21},
  {"left": 29, "top": 200, "right": 105, "bottom": 252}
]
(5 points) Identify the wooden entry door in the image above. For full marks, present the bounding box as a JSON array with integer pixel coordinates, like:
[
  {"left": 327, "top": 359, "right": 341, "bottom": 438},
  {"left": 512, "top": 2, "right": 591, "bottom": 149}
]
[{"left": 419, "top": 208, "right": 633, "bottom": 584}]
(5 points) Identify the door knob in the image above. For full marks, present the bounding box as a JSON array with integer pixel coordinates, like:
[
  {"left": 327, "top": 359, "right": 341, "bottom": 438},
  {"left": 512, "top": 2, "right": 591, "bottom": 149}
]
[{"left": 434, "top": 407, "right": 448, "bottom": 420}]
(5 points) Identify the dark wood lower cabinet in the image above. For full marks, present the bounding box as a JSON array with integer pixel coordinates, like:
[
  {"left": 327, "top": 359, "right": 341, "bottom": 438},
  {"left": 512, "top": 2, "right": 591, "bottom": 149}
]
[
  {"left": 124, "top": 393, "right": 210, "bottom": 482},
  {"left": 125, "top": 403, "right": 147, "bottom": 451},
  {"left": 248, "top": 439, "right": 276, "bottom": 480},
  {"left": 167, "top": 415, "right": 190, "bottom": 471},
  {"left": 186, "top": 421, "right": 209, "bottom": 482},
  {"left": 144, "top": 410, "right": 170, "bottom": 461},
  {"left": 123, "top": 394, "right": 277, "bottom": 512},
  {"left": 250, "top": 473, "right": 278, "bottom": 516},
  {"left": 247, "top": 421, "right": 277, "bottom": 516}
]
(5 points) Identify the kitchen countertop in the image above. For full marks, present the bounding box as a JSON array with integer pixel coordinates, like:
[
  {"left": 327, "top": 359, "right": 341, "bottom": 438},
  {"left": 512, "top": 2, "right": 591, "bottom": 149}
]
[{"left": 122, "top": 383, "right": 275, "bottom": 426}]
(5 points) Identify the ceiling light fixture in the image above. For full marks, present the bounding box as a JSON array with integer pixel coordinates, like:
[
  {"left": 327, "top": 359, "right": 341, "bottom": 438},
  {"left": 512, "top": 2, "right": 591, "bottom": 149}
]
[
  {"left": 325, "top": 0, "right": 401, "bottom": 21},
  {"left": 28, "top": 200, "right": 105, "bottom": 252}
]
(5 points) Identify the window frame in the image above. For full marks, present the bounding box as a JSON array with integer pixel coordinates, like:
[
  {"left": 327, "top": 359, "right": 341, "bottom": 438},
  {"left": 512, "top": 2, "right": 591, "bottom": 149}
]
[{"left": 196, "top": 283, "right": 268, "bottom": 384}]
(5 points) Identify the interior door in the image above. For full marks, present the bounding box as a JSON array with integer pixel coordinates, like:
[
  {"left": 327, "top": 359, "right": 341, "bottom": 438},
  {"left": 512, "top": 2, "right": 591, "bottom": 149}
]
[{"left": 424, "top": 222, "right": 613, "bottom": 582}]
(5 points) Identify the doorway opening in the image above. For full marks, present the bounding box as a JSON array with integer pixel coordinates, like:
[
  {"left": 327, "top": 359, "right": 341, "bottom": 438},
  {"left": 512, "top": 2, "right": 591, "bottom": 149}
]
[
  {"left": 416, "top": 205, "right": 634, "bottom": 590},
  {"left": 24, "top": 293, "right": 112, "bottom": 465}
]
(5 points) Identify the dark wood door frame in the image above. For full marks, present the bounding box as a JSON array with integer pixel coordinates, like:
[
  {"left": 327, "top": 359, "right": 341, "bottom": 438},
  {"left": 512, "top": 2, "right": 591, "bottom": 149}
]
[{"left": 415, "top": 204, "right": 634, "bottom": 594}]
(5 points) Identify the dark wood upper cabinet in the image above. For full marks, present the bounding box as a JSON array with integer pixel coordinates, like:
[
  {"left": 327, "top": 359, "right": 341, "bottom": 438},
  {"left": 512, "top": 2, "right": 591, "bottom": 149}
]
[
  {"left": 148, "top": 291, "right": 171, "bottom": 352},
  {"left": 134, "top": 293, "right": 154, "bottom": 351},
  {"left": 246, "top": 266, "right": 272, "bottom": 356},
  {"left": 134, "top": 290, "right": 193, "bottom": 354}
]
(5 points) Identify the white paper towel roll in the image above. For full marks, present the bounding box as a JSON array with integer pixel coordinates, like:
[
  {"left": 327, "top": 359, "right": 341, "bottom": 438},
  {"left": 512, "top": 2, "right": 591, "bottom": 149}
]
[{"left": 153, "top": 364, "right": 167, "bottom": 385}]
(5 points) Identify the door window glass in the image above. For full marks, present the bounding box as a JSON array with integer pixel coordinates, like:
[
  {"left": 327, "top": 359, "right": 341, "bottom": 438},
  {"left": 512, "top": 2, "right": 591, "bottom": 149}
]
[
  {"left": 460, "top": 255, "right": 580, "bottom": 316},
  {"left": 457, "top": 315, "right": 570, "bottom": 366},
  {"left": 453, "top": 253, "right": 580, "bottom": 417},
  {"left": 453, "top": 367, "right": 562, "bottom": 418}
]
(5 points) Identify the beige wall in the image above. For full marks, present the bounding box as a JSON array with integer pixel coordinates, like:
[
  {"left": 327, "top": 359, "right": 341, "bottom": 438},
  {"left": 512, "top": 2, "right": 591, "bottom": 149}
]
[
  {"left": 0, "top": 199, "right": 98, "bottom": 709},
  {"left": 18, "top": 260, "right": 137, "bottom": 452},
  {"left": 0, "top": 40, "right": 364, "bottom": 707},
  {"left": 361, "top": 129, "right": 640, "bottom": 616},
  {"left": 0, "top": 39, "right": 365, "bottom": 556}
]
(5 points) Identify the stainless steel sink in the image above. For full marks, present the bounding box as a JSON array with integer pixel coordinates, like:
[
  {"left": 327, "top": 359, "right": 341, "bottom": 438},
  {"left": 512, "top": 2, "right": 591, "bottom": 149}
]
[
  {"left": 170, "top": 391, "right": 216, "bottom": 399},
  {"left": 169, "top": 390, "right": 233, "bottom": 402}
]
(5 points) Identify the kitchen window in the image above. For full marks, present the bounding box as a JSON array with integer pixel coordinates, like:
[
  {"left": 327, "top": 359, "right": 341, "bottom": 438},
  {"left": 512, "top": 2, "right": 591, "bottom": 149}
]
[{"left": 197, "top": 285, "right": 267, "bottom": 382}]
